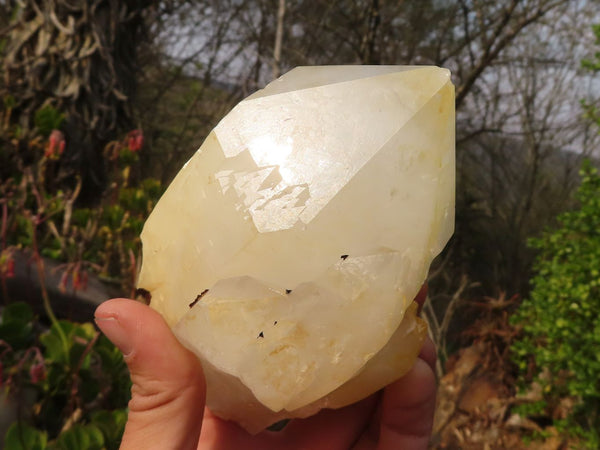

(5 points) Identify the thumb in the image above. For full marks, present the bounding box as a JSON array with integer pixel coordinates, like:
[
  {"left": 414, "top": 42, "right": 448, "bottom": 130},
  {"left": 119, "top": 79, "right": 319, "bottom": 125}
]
[{"left": 95, "top": 298, "right": 206, "bottom": 450}]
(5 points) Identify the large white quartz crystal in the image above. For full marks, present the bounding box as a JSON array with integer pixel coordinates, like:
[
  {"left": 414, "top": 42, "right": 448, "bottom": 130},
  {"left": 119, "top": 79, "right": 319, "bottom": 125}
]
[{"left": 137, "top": 65, "right": 455, "bottom": 433}]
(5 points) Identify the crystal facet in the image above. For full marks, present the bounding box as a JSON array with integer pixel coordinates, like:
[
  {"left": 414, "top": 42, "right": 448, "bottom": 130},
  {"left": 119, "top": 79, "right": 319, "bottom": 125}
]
[{"left": 137, "top": 65, "right": 455, "bottom": 433}]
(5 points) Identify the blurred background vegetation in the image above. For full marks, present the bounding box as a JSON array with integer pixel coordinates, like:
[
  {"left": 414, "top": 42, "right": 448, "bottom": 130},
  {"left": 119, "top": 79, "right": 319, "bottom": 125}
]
[{"left": 0, "top": 0, "right": 599, "bottom": 448}]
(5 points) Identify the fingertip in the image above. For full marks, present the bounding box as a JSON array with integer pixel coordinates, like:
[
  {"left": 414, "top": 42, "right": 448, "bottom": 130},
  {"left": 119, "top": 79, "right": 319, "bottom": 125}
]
[
  {"left": 95, "top": 297, "right": 152, "bottom": 321},
  {"left": 94, "top": 299, "right": 144, "bottom": 355}
]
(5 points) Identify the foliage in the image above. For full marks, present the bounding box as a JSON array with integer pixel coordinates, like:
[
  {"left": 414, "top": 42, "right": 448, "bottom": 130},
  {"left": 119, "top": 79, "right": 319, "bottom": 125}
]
[
  {"left": 511, "top": 161, "right": 600, "bottom": 447},
  {"left": 0, "top": 104, "right": 163, "bottom": 298},
  {"left": 33, "top": 106, "right": 65, "bottom": 138},
  {"left": 581, "top": 24, "right": 600, "bottom": 72},
  {"left": 581, "top": 24, "right": 600, "bottom": 127},
  {"left": 1, "top": 302, "right": 129, "bottom": 448}
]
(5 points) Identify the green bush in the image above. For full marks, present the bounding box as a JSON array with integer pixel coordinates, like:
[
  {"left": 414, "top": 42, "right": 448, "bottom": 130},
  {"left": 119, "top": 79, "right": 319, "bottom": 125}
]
[{"left": 511, "top": 160, "right": 600, "bottom": 447}]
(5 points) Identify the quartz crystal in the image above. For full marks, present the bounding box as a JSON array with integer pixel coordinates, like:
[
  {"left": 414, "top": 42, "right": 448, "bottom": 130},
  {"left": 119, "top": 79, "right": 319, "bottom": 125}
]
[{"left": 137, "top": 65, "right": 455, "bottom": 433}]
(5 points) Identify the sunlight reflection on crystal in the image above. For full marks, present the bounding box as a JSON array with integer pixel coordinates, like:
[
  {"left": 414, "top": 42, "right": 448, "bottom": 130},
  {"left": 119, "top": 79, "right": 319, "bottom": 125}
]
[{"left": 248, "top": 136, "right": 292, "bottom": 174}]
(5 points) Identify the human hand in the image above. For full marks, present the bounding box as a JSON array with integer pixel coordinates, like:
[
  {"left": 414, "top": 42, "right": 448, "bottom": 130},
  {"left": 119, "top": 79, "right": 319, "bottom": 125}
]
[{"left": 94, "top": 286, "right": 436, "bottom": 449}]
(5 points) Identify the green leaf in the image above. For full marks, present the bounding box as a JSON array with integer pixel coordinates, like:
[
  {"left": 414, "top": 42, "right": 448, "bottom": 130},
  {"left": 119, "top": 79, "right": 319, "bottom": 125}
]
[
  {"left": 52, "top": 424, "right": 104, "bottom": 450},
  {"left": 0, "top": 302, "right": 35, "bottom": 348},
  {"left": 2, "top": 302, "right": 34, "bottom": 324},
  {"left": 0, "top": 321, "right": 34, "bottom": 349},
  {"left": 90, "top": 409, "right": 127, "bottom": 450},
  {"left": 94, "top": 335, "right": 125, "bottom": 371},
  {"left": 40, "top": 321, "right": 74, "bottom": 364},
  {"left": 3, "top": 94, "right": 16, "bottom": 109},
  {"left": 34, "top": 105, "right": 65, "bottom": 136},
  {"left": 4, "top": 422, "right": 48, "bottom": 450}
]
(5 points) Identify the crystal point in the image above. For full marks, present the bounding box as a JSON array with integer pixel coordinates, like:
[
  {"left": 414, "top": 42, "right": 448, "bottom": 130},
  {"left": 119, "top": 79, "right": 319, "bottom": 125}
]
[{"left": 138, "top": 65, "right": 455, "bottom": 433}]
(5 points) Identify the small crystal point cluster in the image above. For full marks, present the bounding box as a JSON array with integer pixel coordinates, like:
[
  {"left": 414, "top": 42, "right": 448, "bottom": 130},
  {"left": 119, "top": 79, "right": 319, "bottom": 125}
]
[{"left": 138, "top": 65, "right": 455, "bottom": 433}]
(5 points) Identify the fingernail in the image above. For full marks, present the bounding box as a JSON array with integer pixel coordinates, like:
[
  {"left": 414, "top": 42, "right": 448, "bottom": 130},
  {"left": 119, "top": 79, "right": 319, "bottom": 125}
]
[{"left": 95, "top": 315, "right": 134, "bottom": 356}]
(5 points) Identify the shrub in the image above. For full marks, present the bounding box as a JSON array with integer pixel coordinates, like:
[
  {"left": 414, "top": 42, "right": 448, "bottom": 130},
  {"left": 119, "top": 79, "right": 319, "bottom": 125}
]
[{"left": 511, "top": 160, "right": 600, "bottom": 447}]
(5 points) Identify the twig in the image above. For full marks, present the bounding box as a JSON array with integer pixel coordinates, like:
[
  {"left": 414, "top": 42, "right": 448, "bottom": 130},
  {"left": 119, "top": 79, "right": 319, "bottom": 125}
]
[
  {"left": 61, "top": 177, "right": 82, "bottom": 237},
  {"left": 438, "top": 276, "right": 472, "bottom": 364},
  {"left": 64, "top": 331, "right": 100, "bottom": 425},
  {"left": 0, "top": 199, "right": 9, "bottom": 304},
  {"left": 1, "top": 198, "right": 7, "bottom": 250},
  {"left": 428, "top": 246, "right": 454, "bottom": 283},
  {"left": 423, "top": 276, "right": 478, "bottom": 377},
  {"left": 30, "top": 216, "right": 69, "bottom": 359},
  {"left": 24, "top": 165, "right": 69, "bottom": 358},
  {"left": 423, "top": 298, "right": 444, "bottom": 379}
]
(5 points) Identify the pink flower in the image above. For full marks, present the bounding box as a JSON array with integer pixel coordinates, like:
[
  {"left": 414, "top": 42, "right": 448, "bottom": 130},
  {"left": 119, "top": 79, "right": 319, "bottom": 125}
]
[
  {"left": 45, "top": 130, "right": 66, "bottom": 159},
  {"left": 59, "top": 270, "right": 69, "bottom": 293},
  {"left": 127, "top": 130, "right": 144, "bottom": 152},
  {"left": 29, "top": 361, "right": 46, "bottom": 384},
  {"left": 6, "top": 258, "right": 14, "bottom": 278},
  {"left": 72, "top": 269, "right": 88, "bottom": 292}
]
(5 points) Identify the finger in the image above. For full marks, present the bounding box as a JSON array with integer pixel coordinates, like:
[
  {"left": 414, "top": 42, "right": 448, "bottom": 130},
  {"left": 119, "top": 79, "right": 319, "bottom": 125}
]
[
  {"left": 95, "top": 299, "right": 206, "bottom": 450},
  {"left": 378, "top": 358, "right": 436, "bottom": 450},
  {"left": 418, "top": 337, "right": 437, "bottom": 372},
  {"left": 280, "top": 395, "right": 378, "bottom": 449}
]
